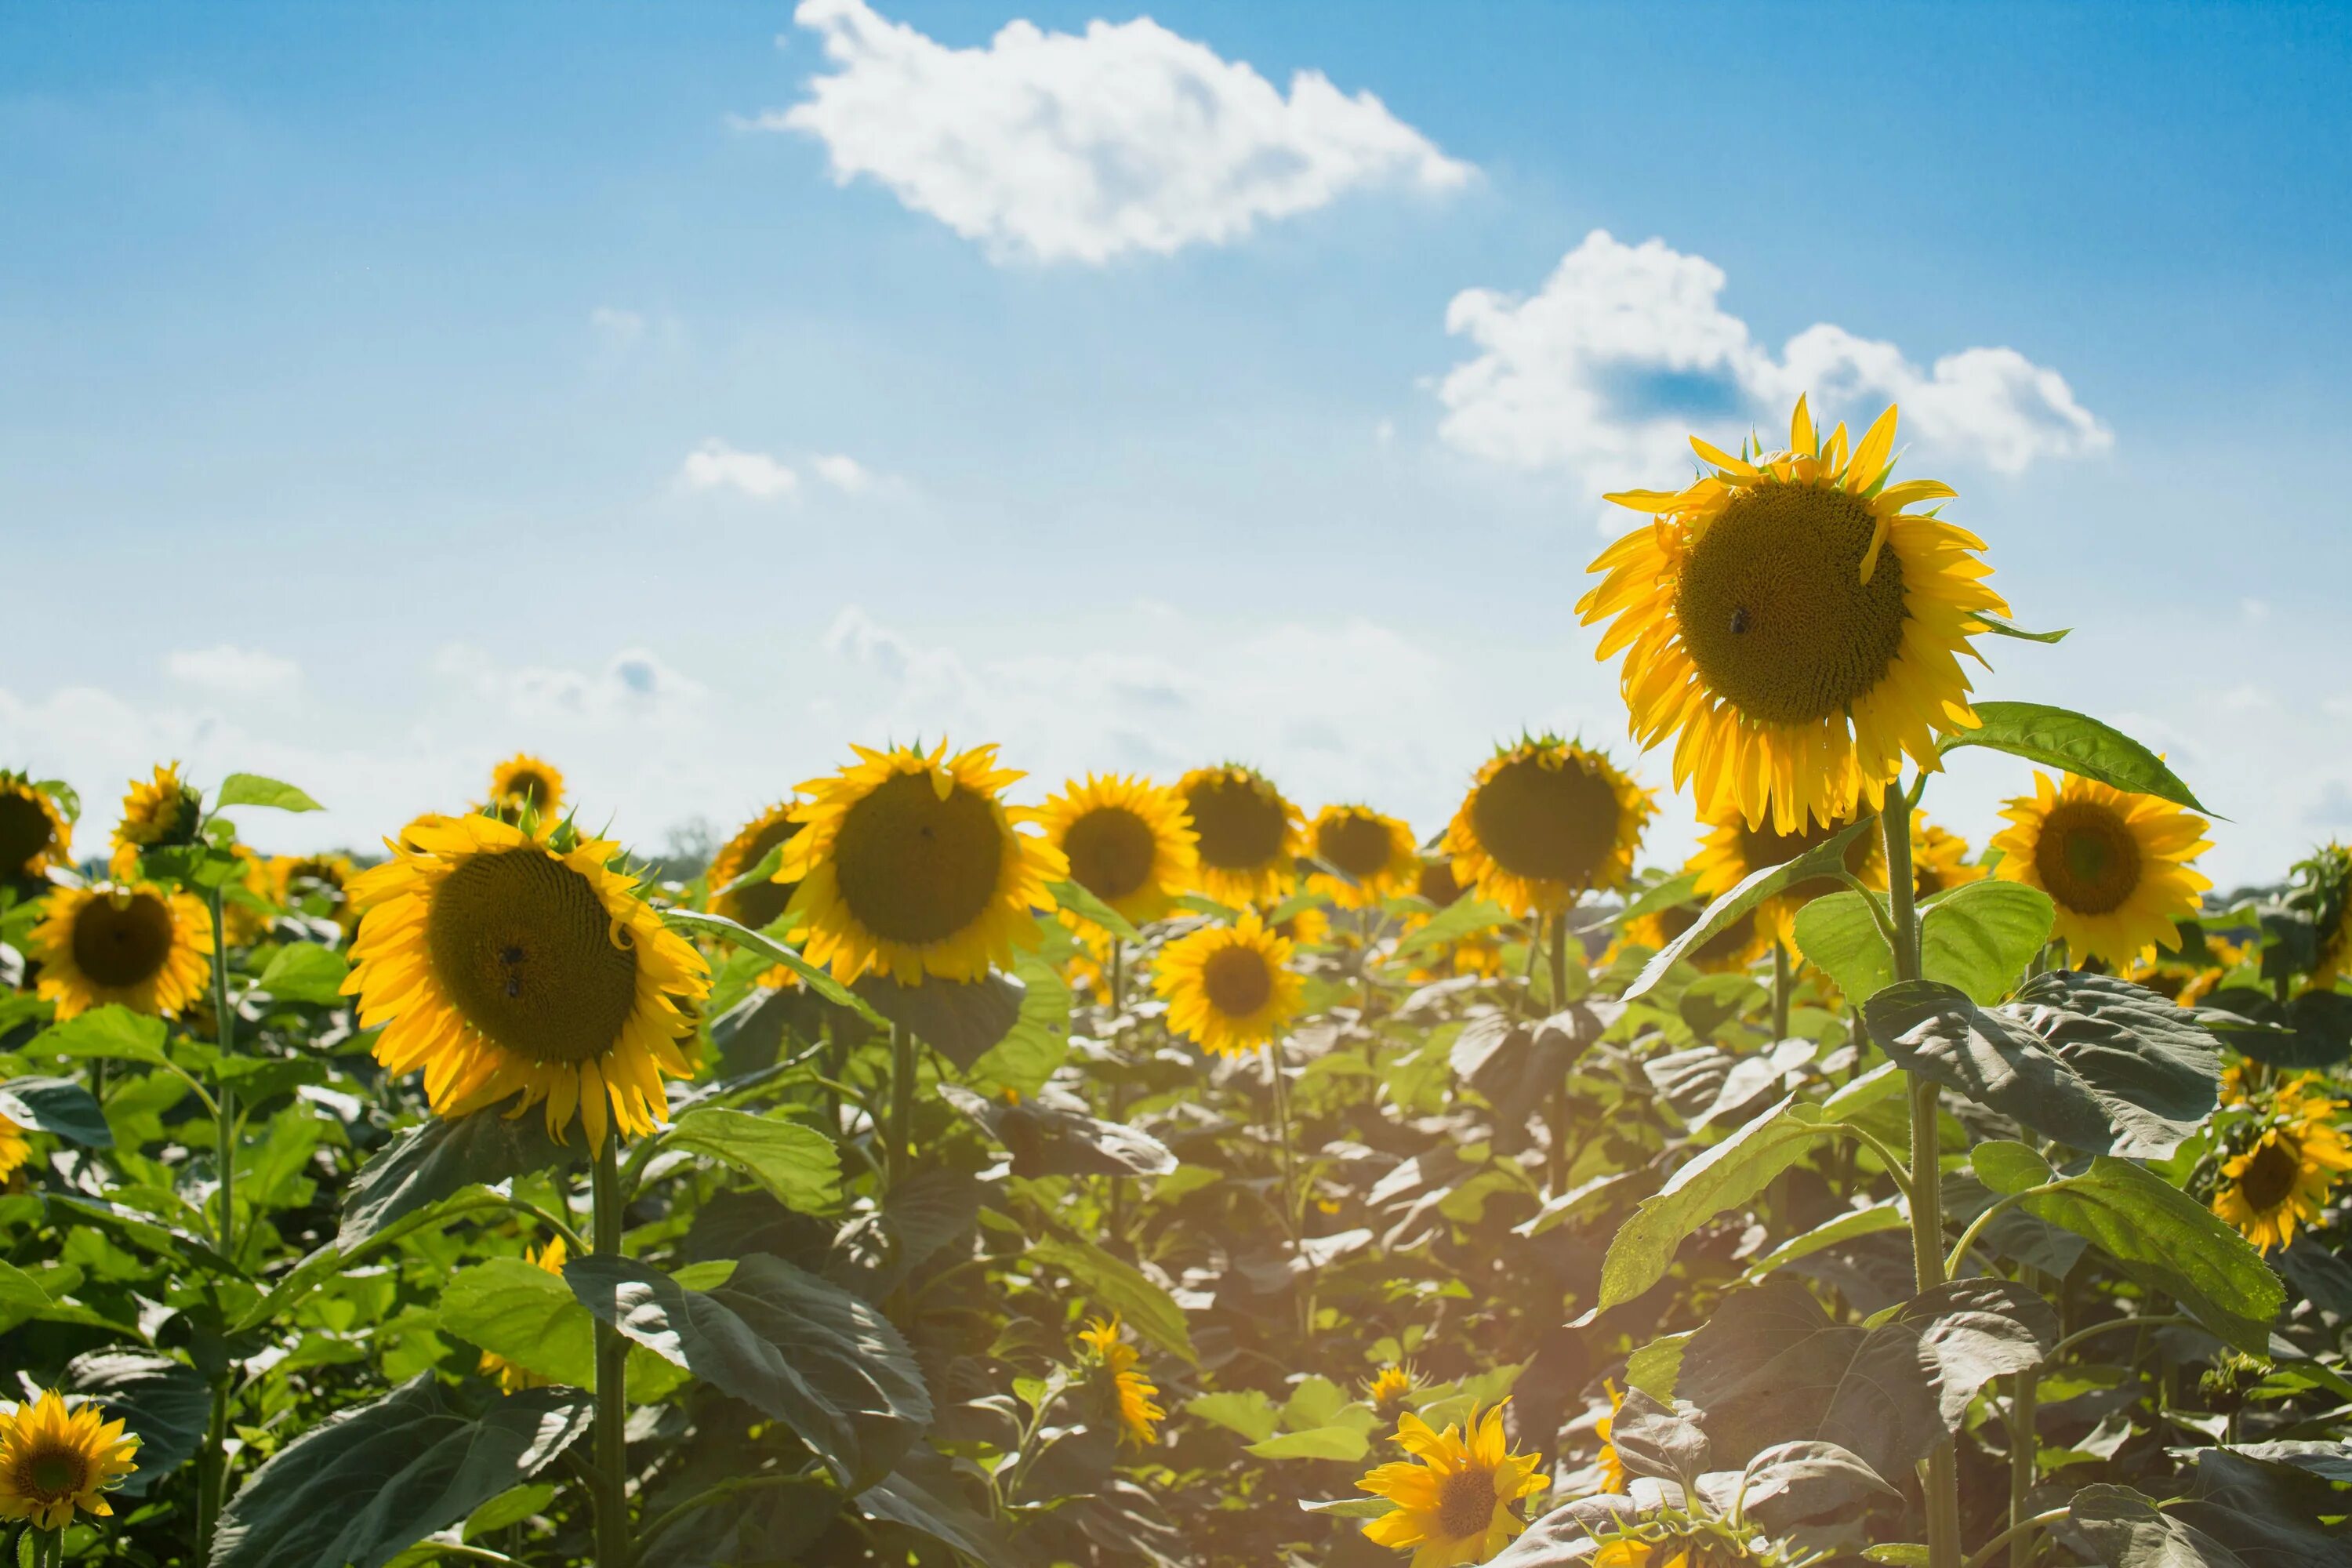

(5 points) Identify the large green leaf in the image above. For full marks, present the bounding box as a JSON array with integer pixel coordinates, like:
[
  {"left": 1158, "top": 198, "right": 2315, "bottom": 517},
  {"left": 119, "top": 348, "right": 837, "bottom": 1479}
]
[
  {"left": 1625, "top": 818, "right": 1877, "bottom": 1001},
  {"left": 2168, "top": 1446, "right": 2352, "bottom": 1566},
  {"left": 0, "top": 1259, "right": 135, "bottom": 1337},
  {"left": 211, "top": 1378, "right": 591, "bottom": 1568},
  {"left": 65, "top": 1350, "right": 210, "bottom": 1495},
  {"left": 25, "top": 1005, "right": 172, "bottom": 1067},
  {"left": 1793, "top": 892, "right": 1894, "bottom": 1006},
  {"left": 1939, "top": 702, "right": 2212, "bottom": 815},
  {"left": 2060, "top": 1484, "right": 2247, "bottom": 1568},
  {"left": 665, "top": 1108, "right": 842, "bottom": 1212},
  {"left": 1046, "top": 878, "right": 1141, "bottom": 942},
  {"left": 256, "top": 944, "right": 350, "bottom": 1006},
  {"left": 1919, "top": 881, "right": 2054, "bottom": 1004},
  {"left": 0, "top": 1076, "right": 112, "bottom": 1147},
  {"left": 855, "top": 971, "right": 1029, "bottom": 1069},
  {"left": 965, "top": 951, "right": 1074, "bottom": 1098},
  {"left": 338, "top": 1107, "right": 582, "bottom": 1250},
  {"left": 2196, "top": 988, "right": 2352, "bottom": 1069},
  {"left": 662, "top": 908, "right": 887, "bottom": 1025},
  {"left": 827, "top": 1167, "right": 983, "bottom": 1297},
  {"left": 565, "top": 1253, "right": 931, "bottom": 1490},
  {"left": 1029, "top": 1234, "right": 1198, "bottom": 1364},
  {"left": 858, "top": 1446, "right": 1023, "bottom": 1568},
  {"left": 214, "top": 772, "right": 324, "bottom": 812},
  {"left": 441, "top": 1258, "right": 595, "bottom": 1387},
  {"left": 1595, "top": 1097, "right": 1832, "bottom": 1309},
  {"left": 1391, "top": 895, "right": 1512, "bottom": 963},
  {"left": 2017, "top": 1156, "right": 2284, "bottom": 1354},
  {"left": 938, "top": 1083, "right": 1175, "bottom": 1178}
]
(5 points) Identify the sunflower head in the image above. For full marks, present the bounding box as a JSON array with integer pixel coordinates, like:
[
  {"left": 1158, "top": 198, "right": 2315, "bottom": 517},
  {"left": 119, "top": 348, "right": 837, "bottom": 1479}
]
[
  {"left": 488, "top": 753, "right": 566, "bottom": 822},
  {"left": 1036, "top": 774, "right": 1198, "bottom": 926},
  {"left": 0, "top": 1115, "right": 28, "bottom": 1185},
  {"left": 31, "top": 882, "right": 214, "bottom": 1021},
  {"left": 2214, "top": 1101, "right": 2352, "bottom": 1254},
  {"left": 1309, "top": 804, "right": 1419, "bottom": 909},
  {"left": 1365, "top": 1363, "right": 1421, "bottom": 1425},
  {"left": 478, "top": 1237, "right": 572, "bottom": 1392},
  {"left": 1076, "top": 1314, "right": 1164, "bottom": 1448},
  {"left": 708, "top": 801, "right": 806, "bottom": 933},
  {"left": 1444, "top": 735, "right": 1653, "bottom": 917},
  {"left": 1154, "top": 910, "right": 1305, "bottom": 1057},
  {"left": 274, "top": 851, "right": 361, "bottom": 935},
  {"left": 1356, "top": 1401, "right": 1547, "bottom": 1568},
  {"left": 0, "top": 1391, "right": 140, "bottom": 1531},
  {"left": 1578, "top": 397, "right": 2010, "bottom": 834},
  {"left": 778, "top": 742, "right": 1065, "bottom": 985},
  {"left": 1176, "top": 764, "right": 1303, "bottom": 907},
  {"left": 1991, "top": 771, "right": 2212, "bottom": 968},
  {"left": 0, "top": 772, "right": 74, "bottom": 881},
  {"left": 343, "top": 812, "right": 710, "bottom": 1152},
  {"left": 109, "top": 762, "right": 204, "bottom": 876},
  {"left": 1415, "top": 856, "right": 1466, "bottom": 909}
]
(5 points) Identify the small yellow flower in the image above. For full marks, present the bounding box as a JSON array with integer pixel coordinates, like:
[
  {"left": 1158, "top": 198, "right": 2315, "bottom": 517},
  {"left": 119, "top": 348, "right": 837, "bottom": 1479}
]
[
  {"left": 1154, "top": 911, "right": 1304, "bottom": 1057},
  {"left": 274, "top": 851, "right": 361, "bottom": 935},
  {"left": 1037, "top": 774, "right": 1199, "bottom": 927},
  {"left": 479, "top": 1238, "right": 572, "bottom": 1392},
  {"left": 1595, "top": 1380, "right": 1628, "bottom": 1494},
  {"left": 2214, "top": 1103, "right": 2352, "bottom": 1254},
  {"left": 0, "top": 1390, "right": 140, "bottom": 1530},
  {"left": 109, "top": 762, "right": 203, "bottom": 876},
  {"left": 489, "top": 753, "right": 566, "bottom": 818},
  {"left": 1357, "top": 1402, "right": 1547, "bottom": 1568},
  {"left": 1365, "top": 1363, "right": 1421, "bottom": 1425},
  {"left": 1077, "top": 1315, "right": 1164, "bottom": 1448}
]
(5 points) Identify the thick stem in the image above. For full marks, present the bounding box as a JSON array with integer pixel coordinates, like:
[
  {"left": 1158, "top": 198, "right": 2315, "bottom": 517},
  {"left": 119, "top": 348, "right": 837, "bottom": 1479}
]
[
  {"left": 1771, "top": 941, "right": 1792, "bottom": 1041},
  {"left": 197, "top": 1372, "right": 230, "bottom": 1555},
  {"left": 1545, "top": 909, "right": 1570, "bottom": 1011},
  {"left": 198, "top": 884, "right": 238, "bottom": 1562},
  {"left": 1265, "top": 1040, "right": 1310, "bottom": 1342},
  {"left": 1546, "top": 913, "right": 1574, "bottom": 1195},
  {"left": 1107, "top": 939, "right": 1127, "bottom": 1244},
  {"left": 592, "top": 1138, "right": 630, "bottom": 1568},
  {"left": 886, "top": 1022, "right": 915, "bottom": 1192},
  {"left": 2008, "top": 1370, "right": 2039, "bottom": 1568}
]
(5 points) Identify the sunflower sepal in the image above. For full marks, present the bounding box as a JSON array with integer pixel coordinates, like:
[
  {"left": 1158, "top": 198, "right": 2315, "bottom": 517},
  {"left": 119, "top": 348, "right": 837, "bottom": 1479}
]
[
  {"left": 1625, "top": 818, "right": 1876, "bottom": 1002},
  {"left": 1940, "top": 701, "right": 2215, "bottom": 817}
]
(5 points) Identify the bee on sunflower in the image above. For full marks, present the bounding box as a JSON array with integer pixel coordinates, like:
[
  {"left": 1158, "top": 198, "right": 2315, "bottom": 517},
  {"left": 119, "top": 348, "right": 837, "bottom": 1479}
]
[
  {"left": 0, "top": 772, "right": 74, "bottom": 883},
  {"left": 488, "top": 753, "right": 566, "bottom": 820},
  {"left": 1989, "top": 771, "right": 2212, "bottom": 968},
  {"left": 108, "top": 763, "right": 205, "bottom": 876},
  {"left": 341, "top": 812, "right": 709, "bottom": 1152},
  {"left": 1578, "top": 397, "right": 2008, "bottom": 835},
  {"left": 1155, "top": 910, "right": 1304, "bottom": 1057},
  {"left": 478, "top": 1237, "right": 571, "bottom": 1392},
  {"left": 1444, "top": 736, "right": 1652, "bottom": 918},
  {"left": 1355, "top": 1401, "right": 1547, "bottom": 1568},
  {"left": 1176, "top": 764, "right": 1303, "bottom": 906},
  {"left": 0, "top": 1391, "right": 140, "bottom": 1531},
  {"left": 2212, "top": 1078, "right": 2352, "bottom": 1254},
  {"left": 31, "top": 882, "right": 214, "bottom": 1020},
  {"left": 1308, "top": 804, "right": 1418, "bottom": 909},
  {"left": 1036, "top": 774, "right": 1198, "bottom": 927},
  {"left": 1076, "top": 1315, "right": 1164, "bottom": 1448}
]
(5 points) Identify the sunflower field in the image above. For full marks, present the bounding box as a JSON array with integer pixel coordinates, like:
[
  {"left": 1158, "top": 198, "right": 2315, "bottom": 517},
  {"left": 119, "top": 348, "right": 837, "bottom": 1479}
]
[{"left": 6, "top": 397, "right": 2352, "bottom": 1568}]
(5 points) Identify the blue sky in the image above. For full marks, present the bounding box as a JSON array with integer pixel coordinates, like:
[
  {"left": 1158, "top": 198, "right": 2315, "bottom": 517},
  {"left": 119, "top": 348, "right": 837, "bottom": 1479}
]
[{"left": 4, "top": 1, "right": 2347, "bottom": 884}]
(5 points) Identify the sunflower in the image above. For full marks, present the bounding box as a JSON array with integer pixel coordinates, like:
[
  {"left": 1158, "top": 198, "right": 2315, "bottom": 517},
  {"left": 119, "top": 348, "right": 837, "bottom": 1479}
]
[
  {"left": 274, "top": 851, "right": 361, "bottom": 935},
  {"left": 1365, "top": 1363, "right": 1422, "bottom": 1426},
  {"left": 1578, "top": 397, "right": 2009, "bottom": 835},
  {"left": 0, "top": 1115, "right": 27, "bottom": 1184},
  {"left": 1690, "top": 804, "right": 1881, "bottom": 949},
  {"left": 109, "top": 762, "right": 203, "bottom": 876},
  {"left": 2213, "top": 1094, "right": 2352, "bottom": 1254},
  {"left": 1177, "top": 764, "right": 1303, "bottom": 906},
  {"left": 342, "top": 813, "right": 710, "bottom": 1152},
  {"left": 1594, "top": 1381, "right": 1628, "bottom": 1494},
  {"left": 1269, "top": 902, "right": 1331, "bottom": 949},
  {"left": 1156, "top": 911, "right": 1304, "bottom": 1057},
  {"left": 779, "top": 742, "right": 1065, "bottom": 986},
  {"left": 1445, "top": 737, "right": 1653, "bottom": 919},
  {"left": 708, "top": 801, "right": 807, "bottom": 933},
  {"left": 479, "top": 1237, "right": 571, "bottom": 1392},
  {"left": 489, "top": 753, "right": 566, "bottom": 818},
  {"left": 1990, "top": 771, "right": 2212, "bottom": 967},
  {"left": 31, "top": 883, "right": 213, "bottom": 1020},
  {"left": 1036, "top": 774, "right": 1198, "bottom": 927},
  {"left": 1309, "top": 804, "right": 1419, "bottom": 909},
  {"left": 1357, "top": 1402, "right": 1547, "bottom": 1568},
  {"left": 0, "top": 773, "right": 72, "bottom": 880},
  {"left": 1077, "top": 1315, "right": 1164, "bottom": 1448},
  {"left": 1910, "top": 818, "right": 1987, "bottom": 899},
  {"left": 0, "top": 1391, "right": 140, "bottom": 1530}
]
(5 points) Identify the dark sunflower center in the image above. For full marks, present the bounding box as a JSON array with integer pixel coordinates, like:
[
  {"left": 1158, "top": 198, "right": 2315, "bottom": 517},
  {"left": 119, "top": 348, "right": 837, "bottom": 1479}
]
[
  {"left": 720, "top": 818, "right": 804, "bottom": 931},
  {"left": 1062, "top": 806, "right": 1159, "bottom": 902},
  {"left": 1468, "top": 756, "right": 1621, "bottom": 887},
  {"left": 1185, "top": 777, "right": 1288, "bottom": 873},
  {"left": 1435, "top": 1465, "right": 1497, "bottom": 1539},
  {"left": 831, "top": 770, "right": 1006, "bottom": 946},
  {"left": 1417, "top": 859, "right": 1464, "bottom": 906},
  {"left": 1316, "top": 812, "right": 1396, "bottom": 880},
  {"left": 503, "top": 771, "right": 554, "bottom": 805},
  {"left": 1675, "top": 481, "right": 1909, "bottom": 725},
  {"left": 1201, "top": 945, "right": 1273, "bottom": 1018},
  {"left": 2238, "top": 1136, "right": 2303, "bottom": 1214},
  {"left": 426, "top": 849, "right": 640, "bottom": 1065},
  {"left": 0, "top": 793, "right": 55, "bottom": 872},
  {"left": 2034, "top": 801, "right": 2143, "bottom": 915},
  {"left": 73, "top": 891, "right": 176, "bottom": 989},
  {"left": 24, "top": 1447, "right": 84, "bottom": 1499}
]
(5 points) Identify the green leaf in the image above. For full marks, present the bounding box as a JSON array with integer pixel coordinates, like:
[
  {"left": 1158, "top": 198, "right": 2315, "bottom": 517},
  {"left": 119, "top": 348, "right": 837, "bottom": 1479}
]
[
  {"left": 1185, "top": 1390, "right": 1283, "bottom": 1443},
  {"left": 214, "top": 773, "right": 324, "bottom": 812},
  {"left": 0, "top": 1076, "right": 112, "bottom": 1147},
  {"left": 1864, "top": 1549, "right": 1933, "bottom": 1567},
  {"left": 25, "top": 1005, "right": 171, "bottom": 1067},
  {"left": 665, "top": 1107, "right": 842, "bottom": 1212},
  {"left": 1595, "top": 1097, "right": 1833, "bottom": 1309},
  {"left": 857, "top": 1447, "right": 1022, "bottom": 1568},
  {"left": 1919, "top": 881, "right": 2054, "bottom": 1004},
  {"left": 1609, "top": 871, "right": 1702, "bottom": 930},
  {"left": 1625, "top": 1330, "right": 1691, "bottom": 1400},
  {"left": 1972, "top": 1140, "right": 2056, "bottom": 1197},
  {"left": 1793, "top": 891, "right": 1895, "bottom": 1007},
  {"left": 211, "top": 1377, "right": 591, "bottom": 1568},
  {"left": 938, "top": 1083, "right": 1175, "bottom": 1179},
  {"left": 1625, "top": 818, "right": 1877, "bottom": 1001},
  {"left": 1976, "top": 613, "right": 2071, "bottom": 644},
  {"left": 565, "top": 1253, "right": 932, "bottom": 1490},
  {"left": 1391, "top": 896, "right": 1512, "bottom": 964},
  {"left": 1029, "top": 1235, "right": 1198, "bottom": 1364},
  {"left": 2059, "top": 1483, "right": 2248, "bottom": 1568},
  {"left": 462, "top": 1483, "right": 555, "bottom": 1540},
  {"left": 1939, "top": 702, "right": 2213, "bottom": 815},
  {"left": 1300, "top": 1497, "right": 1398, "bottom": 1519},
  {"left": 1247, "top": 1426, "right": 1371, "bottom": 1461},
  {"left": 256, "top": 944, "right": 350, "bottom": 1005},
  {"left": 1046, "top": 878, "right": 1142, "bottom": 942},
  {"left": 661, "top": 909, "right": 887, "bottom": 1027},
  {"left": 2016, "top": 1156, "right": 2284, "bottom": 1355},
  {"left": 0, "top": 1259, "right": 139, "bottom": 1338},
  {"left": 338, "top": 1107, "right": 582, "bottom": 1250},
  {"left": 965, "top": 951, "right": 1073, "bottom": 1098},
  {"left": 856, "top": 971, "right": 1028, "bottom": 1070},
  {"left": 1743, "top": 1200, "right": 1907, "bottom": 1282},
  {"left": 441, "top": 1258, "right": 595, "bottom": 1386},
  {"left": 64, "top": 1351, "right": 209, "bottom": 1495}
]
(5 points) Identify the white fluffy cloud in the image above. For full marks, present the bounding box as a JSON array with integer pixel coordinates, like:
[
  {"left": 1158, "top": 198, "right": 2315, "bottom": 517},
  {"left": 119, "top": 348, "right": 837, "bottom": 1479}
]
[
  {"left": 812, "top": 452, "right": 872, "bottom": 493},
  {"left": 757, "top": 0, "right": 1472, "bottom": 264},
  {"left": 430, "top": 644, "right": 708, "bottom": 730},
  {"left": 1438, "top": 229, "right": 2111, "bottom": 481},
  {"left": 678, "top": 439, "right": 800, "bottom": 499},
  {"left": 162, "top": 644, "right": 303, "bottom": 700}
]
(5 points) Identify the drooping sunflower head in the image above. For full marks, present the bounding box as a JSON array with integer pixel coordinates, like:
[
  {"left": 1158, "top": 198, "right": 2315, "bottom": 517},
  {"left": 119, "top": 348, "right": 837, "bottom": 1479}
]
[
  {"left": 31, "top": 882, "right": 213, "bottom": 1020},
  {"left": 1309, "top": 804, "right": 1419, "bottom": 909},
  {"left": 0, "top": 1114, "right": 28, "bottom": 1184},
  {"left": 1365, "top": 1363, "right": 1421, "bottom": 1425},
  {"left": 342, "top": 813, "right": 710, "bottom": 1152},
  {"left": 488, "top": 753, "right": 566, "bottom": 821},
  {"left": 1991, "top": 771, "right": 2212, "bottom": 968},
  {"left": 1076, "top": 1315, "right": 1164, "bottom": 1448},
  {"left": 478, "top": 1236, "right": 572, "bottom": 1392},
  {"left": 109, "top": 762, "right": 204, "bottom": 876},
  {"left": 1036, "top": 773, "right": 1198, "bottom": 926},
  {"left": 0, "top": 1391, "right": 140, "bottom": 1531},
  {"left": 1176, "top": 764, "right": 1303, "bottom": 907},
  {"left": 780, "top": 742, "right": 1066, "bottom": 985},
  {"left": 1356, "top": 1401, "right": 1547, "bottom": 1568},
  {"left": 708, "top": 801, "right": 806, "bottom": 933},
  {"left": 1690, "top": 804, "right": 1882, "bottom": 950},
  {"left": 0, "top": 773, "right": 73, "bottom": 881},
  {"left": 1578, "top": 397, "right": 2011, "bottom": 834},
  {"left": 1444, "top": 736, "right": 1653, "bottom": 917},
  {"left": 1154, "top": 910, "right": 1304, "bottom": 1057},
  {"left": 1910, "top": 818, "right": 1987, "bottom": 898},
  {"left": 2213, "top": 1112, "right": 2352, "bottom": 1254}
]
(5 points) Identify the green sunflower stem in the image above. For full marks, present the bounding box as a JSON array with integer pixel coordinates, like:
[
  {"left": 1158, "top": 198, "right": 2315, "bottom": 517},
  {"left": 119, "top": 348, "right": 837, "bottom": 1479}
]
[
  {"left": 1107, "top": 939, "right": 1127, "bottom": 1246},
  {"left": 2009, "top": 1368, "right": 2039, "bottom": 1568},
  {"left": 198, "top": 881, "right": 238, "bottom": 1563},
  {"left": 887, "top": 1021, "right": 915, "bottom": 1192},
  {"left": 1771, "top": 941, "right": 1792, "bottom": 1041},
  {"left": 1546, "top": 913, "right": 1573, "bottom": 1196},
  {"left": 591, "top": 1134, "right": 631, "bottom": 1568}
]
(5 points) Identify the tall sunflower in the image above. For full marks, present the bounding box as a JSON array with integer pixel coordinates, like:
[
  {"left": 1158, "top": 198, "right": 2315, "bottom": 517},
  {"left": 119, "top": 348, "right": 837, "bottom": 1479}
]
[
  {"left": 341, "top": 813, "right": 710, "bottom": 1151},
  {"left": 780, "top": 742, "right": 1065, "bottom": 985},
  {"left": 1036, "top": 774, "right": 1198, "bottom": 927},
  {"left": 708, "top": 801, "right": 806, "bottom": 933},
  {"left": 1690, "top": 804, "right": 1881, "bottom": 949},
  {"left": 1309, "top": 804, "right": 1419, "bottom": 909},
  {"left": 1444, "top": 737, "right": 1653, "bottom": 917},
  {"left": 31, "top": 883, "right": 213, "bottom": 1020},
  {"left": 479, "top": 1237, "right": 571, "bottom": 1392},
  {"left": 0, "top": 1114, "right": 28, "bottom": 1183},
  {"left": 1176, "top": 764, "right": 1303, "bottom": 906},
  {"left": 1356, "top": 1402, "right": 1547, "bottom": 1568},
  {"left": 1990, "top": 771, "right": 2211, "bottom": 967},
  {"left": 1076, "top": 1315, "right": 1164, "bottom": 1448},
  {"left": 1155, "top": 911, "right": 1303, "bottom": 1057},
  {"left": 109, "top": 763, "right": 203, "bottom": 876},
  {"left": 0, "top": 1392, "right": 140, "bottom": 1530},
  {"left": 1577, "top": 397, "right": 2009, "bottom": 834},
  {"left": 0, "top": 773, "right": 72, "bottom": 881},
  {"left": 2213, "top": 1086, "right": 2352, "bottom": 1254},
  {"left": 488, "top": 753, "right": 566, "bottom": 819}
]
